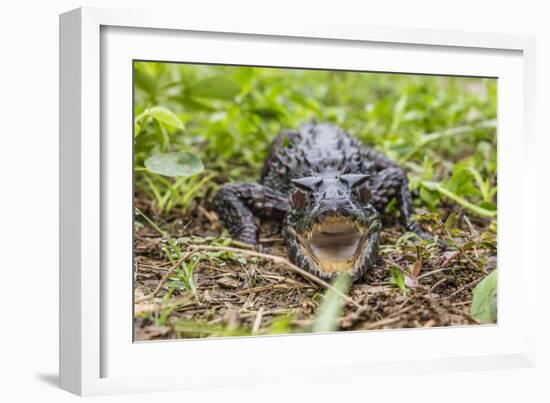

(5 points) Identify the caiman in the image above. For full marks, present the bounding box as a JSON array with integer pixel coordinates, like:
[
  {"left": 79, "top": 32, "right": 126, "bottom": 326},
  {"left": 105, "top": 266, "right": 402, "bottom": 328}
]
[{"left": 213, "top": 122, "right": 428, "bottom": 281}]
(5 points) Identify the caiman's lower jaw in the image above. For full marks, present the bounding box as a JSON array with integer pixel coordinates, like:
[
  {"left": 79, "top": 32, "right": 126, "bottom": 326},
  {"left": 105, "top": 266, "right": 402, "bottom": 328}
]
[{"left": 296, "top": 216, "right": 369, "bottom": 274}]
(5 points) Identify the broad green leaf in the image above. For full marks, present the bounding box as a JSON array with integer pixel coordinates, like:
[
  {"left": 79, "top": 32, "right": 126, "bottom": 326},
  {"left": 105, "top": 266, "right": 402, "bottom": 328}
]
[
  {"left": 470, "top": 270, "right": 497, "bottom": 323},
  {"left": 133, "top": 110, "right": 148, "bottom": 137},
  {"left": 179, "top": 97, "right": 217, "bottom": 112},
  {"left": 419, "top": 186, "right": 440, "bottom": 210},
  {"left": 421, "top": 181, "right": 497, "bottom": 218},
  {"left": 311, "top": 274, "right": 352, "bottom": 333},
  {"left": 145, "top": 152, "right": 204, "bottom": 177},
  {"left": 390, "top": 266, "right": 407, "bottom": 294},
  {"left": 189, "top": 75, "right": 241, "bottom": 100},
  {"left": 288, "top": 93, "right": 321, "bottom": 113},
  {"left": 445, "top": 167, "right": 478, "bottom": 197},
  {"left": 148, "top": 106, "right": 184, "bottom": 130}
]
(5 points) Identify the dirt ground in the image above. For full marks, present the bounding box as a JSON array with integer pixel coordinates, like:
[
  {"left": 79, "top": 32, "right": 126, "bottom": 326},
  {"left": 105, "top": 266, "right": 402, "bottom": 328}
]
[{"left": 133, "top": 195, "right": 496, "bottom": 341}]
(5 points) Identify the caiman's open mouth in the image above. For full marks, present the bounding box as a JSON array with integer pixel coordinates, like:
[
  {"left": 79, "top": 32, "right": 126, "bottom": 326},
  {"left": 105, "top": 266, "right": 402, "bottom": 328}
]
[{"left": 294, "top": 216, "right": 369, "bottom": 274}]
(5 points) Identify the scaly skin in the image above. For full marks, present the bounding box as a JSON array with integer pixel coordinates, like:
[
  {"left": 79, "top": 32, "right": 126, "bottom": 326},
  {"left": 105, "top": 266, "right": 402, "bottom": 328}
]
[{"left": 213, "top": 122, "right": 428, "bottom": 281}]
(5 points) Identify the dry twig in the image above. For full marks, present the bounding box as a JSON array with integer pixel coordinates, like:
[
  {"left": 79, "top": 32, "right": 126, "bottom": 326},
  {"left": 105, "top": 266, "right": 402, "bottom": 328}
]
[
  {"left": 252, "top": 307, "right": 264, "bottom": 334},
  {"left": 188, "top": 244, "right": 363, "bottom": 309}
]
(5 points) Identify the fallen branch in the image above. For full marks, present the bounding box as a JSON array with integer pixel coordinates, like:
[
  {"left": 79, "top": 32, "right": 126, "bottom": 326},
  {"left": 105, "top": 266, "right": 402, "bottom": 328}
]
[
  {"left": 259, "top": 237, "right": 285, "bottom": 243},
  {"left": 188, "top": 244, "right": 362, "bottom": 309},
  {"left": 227, "top": 239, "right": 256, "bottom": 250}
]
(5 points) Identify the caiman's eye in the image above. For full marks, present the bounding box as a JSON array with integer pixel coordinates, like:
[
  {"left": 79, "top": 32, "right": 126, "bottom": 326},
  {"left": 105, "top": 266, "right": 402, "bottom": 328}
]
[
  {"left": 290, "top": 176, "right": 321, "bottom": 208},
  {"left": 339, "top": 174, "right": 371, "bottom": 204},
  {"left": 291, "top": 190, "right": 308, "bottom": 208},
  {"left": 356, "top": 183, "right": 372, "bottom": 204}
]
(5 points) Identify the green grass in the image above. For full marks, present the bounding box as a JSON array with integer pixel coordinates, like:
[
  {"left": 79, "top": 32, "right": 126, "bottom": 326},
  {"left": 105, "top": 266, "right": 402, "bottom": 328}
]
[
  {"left": 135, "top": 208, "right": 198, "bottom": 296},
  {"left": 133, "top": 62, "right": 497, "bottom": 219}
]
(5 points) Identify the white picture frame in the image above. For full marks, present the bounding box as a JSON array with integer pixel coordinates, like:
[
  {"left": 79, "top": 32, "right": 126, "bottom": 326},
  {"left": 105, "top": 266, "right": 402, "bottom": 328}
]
[{"left": 59, "top": 6, "right": 537, "bottom": 396}]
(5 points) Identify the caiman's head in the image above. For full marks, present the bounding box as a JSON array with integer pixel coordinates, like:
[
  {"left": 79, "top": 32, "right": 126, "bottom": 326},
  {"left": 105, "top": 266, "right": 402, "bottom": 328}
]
[{"left": 282, "top": 174, "right": 381, "bottom": 281}]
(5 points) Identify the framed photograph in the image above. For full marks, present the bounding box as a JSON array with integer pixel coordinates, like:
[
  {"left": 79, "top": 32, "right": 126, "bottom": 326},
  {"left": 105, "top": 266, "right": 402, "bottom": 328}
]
[{"left": 60, "top": 6, "right": 537, "bottom": 396}]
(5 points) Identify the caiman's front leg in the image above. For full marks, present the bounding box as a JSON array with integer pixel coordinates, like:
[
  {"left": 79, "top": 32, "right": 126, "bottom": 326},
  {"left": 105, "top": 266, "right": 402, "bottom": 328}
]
[
  {"left": 213, "top": 183, "right": 290, "bottom": 247},
  {"left": 370, "top": 167, "right": 429, "bottom": 239}
]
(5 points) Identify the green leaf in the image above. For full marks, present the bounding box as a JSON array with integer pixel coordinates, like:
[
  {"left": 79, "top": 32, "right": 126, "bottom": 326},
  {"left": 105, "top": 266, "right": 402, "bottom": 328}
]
[
  {"left": 154, "top": 119, "right": 169, "bottom": 152},
  {"left": 470, "top": 270, "right": 497, "bottom": 323},
  {"left": 145, "top": 152, "right": 204, "bottom": 177},
  {"left": 445, "top": 167, "right": 478, "bottom": 197},
  {"left": 390, "top": 95, "right": 408, "bottom": 133},
  {"left": 133, "top": 110, "right": 148, "bottom": 137},
  {"left": 419, "top": 186, "right": 440, "bottom": 210},
  {"left": 189, "top": 75, "right": 241, "bottom": 100},
  {"left": 134, "top": 68, "right": 158, "bottom": 96},
  {"left": 268, "top": 314, "right": 294, "bottom": 335},
  {"left": 148, "top": 106, "right": 184, "bottom": 130},
  {"left": 421, "top": 181, "right": 497, "bottom": 218},
  {"left": 467, "top": 166, "right": 492, "bottom": 202},
  {"left": 444, "top": 212, "right": 459, "bottom": 229},
  {"left": 390, "top": 266, "right": 407, "bottom": 294},
  {"left": 311, "top": 274, "right": 352, "bottom": 333},
  {"left": 177, "top": 96, "right": 217, "bottom": 112}
]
